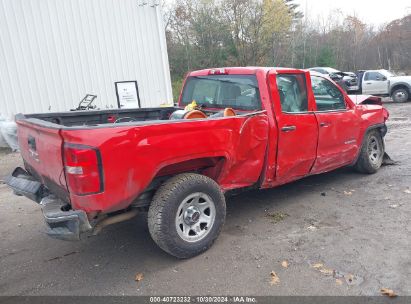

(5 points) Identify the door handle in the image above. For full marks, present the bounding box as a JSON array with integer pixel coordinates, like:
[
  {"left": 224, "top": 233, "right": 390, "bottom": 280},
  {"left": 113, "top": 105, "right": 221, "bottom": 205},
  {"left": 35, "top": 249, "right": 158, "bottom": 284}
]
[
  {"left": 281, "top": 125, "right": 296, "bottom": 132},
  {"left": 320, "top": 122, "right": 331, "bottom": 127},
  {"left": 365, "top": 82, "right": 372, "bottom": 85}
]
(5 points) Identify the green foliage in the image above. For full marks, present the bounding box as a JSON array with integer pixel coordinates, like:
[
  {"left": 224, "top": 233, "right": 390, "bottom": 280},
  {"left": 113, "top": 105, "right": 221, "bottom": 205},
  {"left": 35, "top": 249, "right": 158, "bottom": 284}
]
[
  {"left": 165, "top": 0, "right": 411, "bottom": 99},
  {"left": 317, "top": 47, "right": 335, "bottom": 67},
  {"left": 172, "top": 78, "right": 184, "bottom": 103},
  {"left": 167, "top": 0, "right": 302, "bottom": 83}
]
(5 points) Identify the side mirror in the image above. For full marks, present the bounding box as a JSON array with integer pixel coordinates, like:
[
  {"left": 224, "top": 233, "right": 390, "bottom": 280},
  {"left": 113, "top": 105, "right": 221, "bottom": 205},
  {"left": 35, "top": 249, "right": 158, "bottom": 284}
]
[{"left": 382, "top": 76, "right": 387, "bottom": 81}]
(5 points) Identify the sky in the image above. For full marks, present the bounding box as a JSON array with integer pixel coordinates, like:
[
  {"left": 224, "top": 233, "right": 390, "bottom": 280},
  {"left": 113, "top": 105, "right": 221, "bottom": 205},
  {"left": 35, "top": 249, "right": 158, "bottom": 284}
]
[{"left": 295, "top": 0, "right": 411, "bottom": 27}]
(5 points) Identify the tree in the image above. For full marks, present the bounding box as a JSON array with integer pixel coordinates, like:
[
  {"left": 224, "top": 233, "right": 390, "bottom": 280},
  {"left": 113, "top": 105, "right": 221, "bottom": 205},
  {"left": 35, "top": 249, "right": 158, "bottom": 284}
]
[{"left": 164, "top": 1, "right": 411, "bottom": 101}]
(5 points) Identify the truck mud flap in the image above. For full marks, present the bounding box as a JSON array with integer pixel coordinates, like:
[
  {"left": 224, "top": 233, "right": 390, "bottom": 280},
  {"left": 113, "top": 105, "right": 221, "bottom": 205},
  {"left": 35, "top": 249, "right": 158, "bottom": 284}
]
[{"left": 382, "top": 152, "right": 398, "bottom": 166}]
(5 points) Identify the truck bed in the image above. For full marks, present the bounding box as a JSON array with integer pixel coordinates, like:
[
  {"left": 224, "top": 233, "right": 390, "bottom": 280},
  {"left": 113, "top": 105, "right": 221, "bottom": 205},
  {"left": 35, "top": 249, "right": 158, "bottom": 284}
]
[
  {"left": 22, "top": 107, "right": 178, "bottom": 127},
  {"left": 15, "top": 105, "right": 270, "bottom": 213}
]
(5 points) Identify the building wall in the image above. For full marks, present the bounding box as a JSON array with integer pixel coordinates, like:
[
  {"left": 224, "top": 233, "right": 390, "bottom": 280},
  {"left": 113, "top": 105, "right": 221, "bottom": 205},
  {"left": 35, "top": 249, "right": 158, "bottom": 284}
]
[{"left": 0, "top": 0, "right": 172, "bottom": 119}]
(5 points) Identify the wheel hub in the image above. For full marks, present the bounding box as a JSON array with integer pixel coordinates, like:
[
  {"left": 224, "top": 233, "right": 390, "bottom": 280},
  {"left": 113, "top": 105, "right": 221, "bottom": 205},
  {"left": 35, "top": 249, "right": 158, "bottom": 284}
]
[
  {"left": 397, "top": 92, "right": 404, "bottom": 97},
  {"left": 175, "top": 192, "right": 216, "bottom": 243},
  {"left": 368, "top": 136, "right": 381, "bottom": 164},
  {"left": 183, "top": 206, "right": 201, "bottom": 225},
  {"left": 395, "top": 91, "right": 407, "bottom": 102}
]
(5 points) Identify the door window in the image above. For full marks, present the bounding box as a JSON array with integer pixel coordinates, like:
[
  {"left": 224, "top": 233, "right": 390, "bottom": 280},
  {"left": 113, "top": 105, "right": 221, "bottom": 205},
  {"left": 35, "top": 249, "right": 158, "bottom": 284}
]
[
  {"left": 364, "top": 72, "right": 385, "bottom": 81},
  {"left": 181, "top": 75, "right": 262, "bottom": 110},
  {"left": 311, "top": 76, "right": 346, "bottom": 111},
  {"left": 276, "top": 74, "right": 308, "bottom": 113}
]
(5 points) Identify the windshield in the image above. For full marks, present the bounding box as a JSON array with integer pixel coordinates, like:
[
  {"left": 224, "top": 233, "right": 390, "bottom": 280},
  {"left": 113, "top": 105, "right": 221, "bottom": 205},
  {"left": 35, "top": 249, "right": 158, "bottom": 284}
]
[{"left": 181, "top": 75, "right": 262, "bottom": 110}]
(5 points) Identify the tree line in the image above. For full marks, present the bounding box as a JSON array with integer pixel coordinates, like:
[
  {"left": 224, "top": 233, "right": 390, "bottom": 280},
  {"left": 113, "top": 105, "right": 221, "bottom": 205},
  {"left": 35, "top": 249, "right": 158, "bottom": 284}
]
[{"left": 163, "top": 0, "right": 411, "bottom": 100}]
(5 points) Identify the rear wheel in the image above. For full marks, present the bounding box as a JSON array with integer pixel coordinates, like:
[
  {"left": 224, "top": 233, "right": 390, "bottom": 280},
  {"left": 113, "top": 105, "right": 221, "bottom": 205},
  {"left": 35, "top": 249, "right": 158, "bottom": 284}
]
[
  {"left": 148, "top": 173, "right": 226, "bottom": 258},
  {"left": 391, "top": 88, "right": 409, "bottom": 103},
  {"left": 354, "top": 130, "right": 384, "bottom": 174}
]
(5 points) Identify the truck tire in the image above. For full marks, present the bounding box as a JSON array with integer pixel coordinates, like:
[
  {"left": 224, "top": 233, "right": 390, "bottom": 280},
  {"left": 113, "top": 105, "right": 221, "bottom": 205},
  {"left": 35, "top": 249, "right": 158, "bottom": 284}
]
[
  {"left": 391, "top": 87, "right": 409, "bottom": 103},
  {"left": 354, "top": 130, "right": 384, "bottom": 174},
  {"left": 148, "top": 173, "right": 226, "bottom": 258}
]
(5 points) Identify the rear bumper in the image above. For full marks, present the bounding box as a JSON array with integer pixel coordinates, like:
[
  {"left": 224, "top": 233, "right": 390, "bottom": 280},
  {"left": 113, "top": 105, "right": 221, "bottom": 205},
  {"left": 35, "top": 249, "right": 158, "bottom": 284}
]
[
  {"left": 40, "top": 196, "right": 92, "bottom": 241},
  {"left": 5, "top": 169, "right": 92, "bottom": 241},
  {"left": 5, "top": 168, "right": 43, "bottom": 202}
]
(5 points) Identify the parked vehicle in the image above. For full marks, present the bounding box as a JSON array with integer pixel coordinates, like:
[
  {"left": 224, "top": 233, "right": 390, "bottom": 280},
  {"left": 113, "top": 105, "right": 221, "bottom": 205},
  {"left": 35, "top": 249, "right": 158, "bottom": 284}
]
[
  {"left": 309, "top": 67, "right": 359, "bottom": 93},
  {"left": 6, "top": 67, "right": 389, "bottom": 258},
  {"left": 343, "top": 71, "right": 361, "bottom": 92},
  {"left": 356, "top": 69, "right": 411, "bottom": 102}
]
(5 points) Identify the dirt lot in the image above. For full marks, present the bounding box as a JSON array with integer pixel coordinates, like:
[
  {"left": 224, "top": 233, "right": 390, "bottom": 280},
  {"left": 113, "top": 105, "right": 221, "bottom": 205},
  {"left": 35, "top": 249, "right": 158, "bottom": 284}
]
[{"left": 0, "top": 102, "right": 410, "bottom": 296}]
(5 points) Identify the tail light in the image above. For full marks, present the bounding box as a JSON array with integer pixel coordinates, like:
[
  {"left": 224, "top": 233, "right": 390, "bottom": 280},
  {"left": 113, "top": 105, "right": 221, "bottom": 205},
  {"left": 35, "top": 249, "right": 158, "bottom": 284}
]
[{"left": 63, "top": 144, "right": 104, "bottom": 195}]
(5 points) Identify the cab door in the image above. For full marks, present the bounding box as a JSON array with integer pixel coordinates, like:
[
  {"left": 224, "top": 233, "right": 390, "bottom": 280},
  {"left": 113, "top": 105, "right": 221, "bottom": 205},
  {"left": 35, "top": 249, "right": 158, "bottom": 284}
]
[
  {"left": 310, "top": 75, "right": 361, "bottom": 173},
  {"left": 268, "top": 71, "right": 319, "bottom": 184},
  {"left": 362, "top": 71, "right": 389, "bottom": 94}
]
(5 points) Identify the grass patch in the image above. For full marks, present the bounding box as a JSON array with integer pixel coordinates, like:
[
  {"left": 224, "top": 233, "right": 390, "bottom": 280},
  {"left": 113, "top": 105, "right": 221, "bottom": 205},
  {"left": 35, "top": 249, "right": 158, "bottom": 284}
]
[{"left": 265, "top": 212, "right": 289, "bottom": 224}]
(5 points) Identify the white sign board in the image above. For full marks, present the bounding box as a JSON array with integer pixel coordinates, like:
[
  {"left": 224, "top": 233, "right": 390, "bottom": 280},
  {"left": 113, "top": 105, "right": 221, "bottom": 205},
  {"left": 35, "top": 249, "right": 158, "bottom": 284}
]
[{"left": 115, "top": 81, "right": 141, "bottom": 109}]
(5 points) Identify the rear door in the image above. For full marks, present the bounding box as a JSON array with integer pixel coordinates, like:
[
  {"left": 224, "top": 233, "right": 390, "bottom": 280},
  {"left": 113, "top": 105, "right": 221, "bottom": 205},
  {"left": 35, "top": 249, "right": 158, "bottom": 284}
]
[
  {"left": 16, "top": 119, "right": 68, "bottom": 200},
  {"left": 269, "top": 71, "right": 319, "bottom": 183},
  {"left": 362, "top": 71, "right": 389, "bottom": 94},
  {"left": 310, "top": 75, "right": 361, "bottom": 173}
]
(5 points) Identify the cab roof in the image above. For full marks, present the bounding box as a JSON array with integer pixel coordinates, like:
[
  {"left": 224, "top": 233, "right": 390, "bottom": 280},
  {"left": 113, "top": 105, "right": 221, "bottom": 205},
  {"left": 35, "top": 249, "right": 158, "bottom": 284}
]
[{"left": 188, "top": 67, "right": 306, "bottom": 77}]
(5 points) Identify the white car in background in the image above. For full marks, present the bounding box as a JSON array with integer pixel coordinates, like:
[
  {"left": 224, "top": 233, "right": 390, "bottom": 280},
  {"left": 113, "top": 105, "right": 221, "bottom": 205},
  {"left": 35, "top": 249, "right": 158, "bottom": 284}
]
[
  {"left": 309, "top": 67, "right": 359, "bottom": 93},
  {"left": 357, "top": 69, "right": 411, "bottom": 102}
]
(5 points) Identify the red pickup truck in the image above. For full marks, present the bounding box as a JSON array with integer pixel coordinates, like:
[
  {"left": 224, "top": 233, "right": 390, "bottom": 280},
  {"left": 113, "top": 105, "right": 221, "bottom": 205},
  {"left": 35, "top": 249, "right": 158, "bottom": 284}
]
[{"left": 6, "top": 67, "right": 389, "bottom": 258}]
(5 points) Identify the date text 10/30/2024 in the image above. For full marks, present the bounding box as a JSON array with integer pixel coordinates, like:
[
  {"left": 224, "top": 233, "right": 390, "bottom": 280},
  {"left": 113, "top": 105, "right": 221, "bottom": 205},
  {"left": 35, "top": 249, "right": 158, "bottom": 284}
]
[{"left": 149, "top": 296, "right": 257, "bottom": 303}]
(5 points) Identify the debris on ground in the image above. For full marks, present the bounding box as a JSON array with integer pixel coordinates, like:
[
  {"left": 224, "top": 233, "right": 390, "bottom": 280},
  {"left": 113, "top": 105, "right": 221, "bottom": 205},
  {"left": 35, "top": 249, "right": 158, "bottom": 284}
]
[
  {"left": 389, "top": 204, "right": 399, "bottom": 209},
  {"left": 311, "top": 263, "right": 364, "bottom": 286},
  {"left": 270, "top": 271, "right": 280, "bottom": 285},
  {"left": 265, "top": 212, "right": 289, "bottom": 223},
  {"left": 135, "top": 273, "right": 144, "bottom": 282},
  {"left": 281, "top": 260, "right": 289, "bottom": 268},
  {"left": 380, "top": 288, "right": 397, "bottom": 297},
  {"left": 343, "top": 191, "right": 353, "bottom": 196},
  {"left": 334, "top": 270, "right": 364, "bottom": 286},
  {"left": 312, "top": 263, "right": 334, "bottom": 276},
  {"left": 312, "top": 263, "right": 334, "bottom": 275},
  {"left": 46, "top": 251, "right": 79, "bottom": 262},
  {"left": 321, "top": 192, "right": 326, "bottom": 196},
  {"left": 343, "top": 273, "right": 364, "bottom": 286},
  {"left": 0, "top": 180, "right": 4, "bottom": 184},
  {"left": 307, "top": 225, "right": 317, "bottom": 231},
  {"left": 382, "top": 153, "right": 398, "bottom": 166},
  {"left": 404, "top": 189, "right": 411, "bottom": 194}
]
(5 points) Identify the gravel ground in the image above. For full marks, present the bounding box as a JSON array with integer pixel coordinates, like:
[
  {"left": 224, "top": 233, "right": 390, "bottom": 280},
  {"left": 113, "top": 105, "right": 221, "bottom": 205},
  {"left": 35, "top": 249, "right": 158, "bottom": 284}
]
[{"left": 0, "top": 102, "right": 410, "bottom": 296}]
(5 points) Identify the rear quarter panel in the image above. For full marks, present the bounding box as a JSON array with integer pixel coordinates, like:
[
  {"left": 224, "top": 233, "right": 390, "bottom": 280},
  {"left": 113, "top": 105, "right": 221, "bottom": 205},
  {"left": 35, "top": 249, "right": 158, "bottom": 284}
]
[{"left": 61, "top": 114, "right": 269, "bottom": 213}]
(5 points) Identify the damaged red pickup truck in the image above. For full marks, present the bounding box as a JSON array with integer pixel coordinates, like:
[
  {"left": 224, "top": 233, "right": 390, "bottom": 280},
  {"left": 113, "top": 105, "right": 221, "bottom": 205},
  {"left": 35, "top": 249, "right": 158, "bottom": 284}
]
[{"left": 6, "top": 68, "right": 389, "bottom": 258}]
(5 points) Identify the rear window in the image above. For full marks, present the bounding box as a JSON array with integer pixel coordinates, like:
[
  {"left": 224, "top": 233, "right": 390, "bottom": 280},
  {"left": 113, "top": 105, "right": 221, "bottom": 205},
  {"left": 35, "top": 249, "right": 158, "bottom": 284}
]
[{"left": 181, "top": 75, "right": 262, "bottom": 110}]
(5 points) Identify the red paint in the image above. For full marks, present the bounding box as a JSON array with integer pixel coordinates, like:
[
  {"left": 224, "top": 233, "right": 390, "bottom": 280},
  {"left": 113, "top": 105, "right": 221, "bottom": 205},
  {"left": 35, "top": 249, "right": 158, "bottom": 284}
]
[{"left": 16, "top": 67, "right": 389, "bottom": 214}]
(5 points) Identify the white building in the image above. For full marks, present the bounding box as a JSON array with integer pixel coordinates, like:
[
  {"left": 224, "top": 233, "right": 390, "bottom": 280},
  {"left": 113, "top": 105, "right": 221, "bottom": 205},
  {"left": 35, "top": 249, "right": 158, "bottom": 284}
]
[{"left": 0, "top": 0, "right": 173, "bottom": 119}]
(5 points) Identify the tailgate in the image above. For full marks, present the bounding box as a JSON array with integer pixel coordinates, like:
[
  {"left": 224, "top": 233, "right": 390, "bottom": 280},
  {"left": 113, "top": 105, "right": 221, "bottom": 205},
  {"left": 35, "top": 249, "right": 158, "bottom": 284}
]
[{"left": 16, "top": 119, "right": 69, "bottom": 201}]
